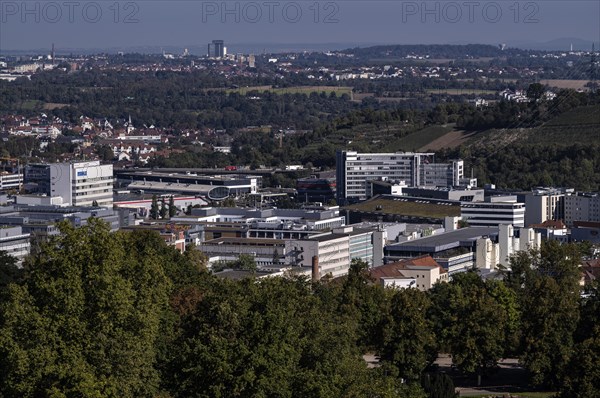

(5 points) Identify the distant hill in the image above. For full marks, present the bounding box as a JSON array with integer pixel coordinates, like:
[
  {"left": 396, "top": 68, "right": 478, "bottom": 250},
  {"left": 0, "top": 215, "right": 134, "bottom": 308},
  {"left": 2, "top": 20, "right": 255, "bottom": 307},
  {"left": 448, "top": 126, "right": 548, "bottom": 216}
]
[
  {"left": 507, "top": 38, "right": 597, "bottom": 51},
  {"left": 341, "top": 44, "right": 510, "bottom": 60}
]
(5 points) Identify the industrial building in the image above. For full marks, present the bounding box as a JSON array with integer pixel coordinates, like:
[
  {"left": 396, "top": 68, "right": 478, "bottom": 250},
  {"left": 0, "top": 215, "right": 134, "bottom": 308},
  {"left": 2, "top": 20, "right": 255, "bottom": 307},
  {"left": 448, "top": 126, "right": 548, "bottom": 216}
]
[
  {"left": 385, "top": 224, "right": 540, "bottom": 274},
  {"left": 116, "top": 170, "right": 260, "bottom": 200}
]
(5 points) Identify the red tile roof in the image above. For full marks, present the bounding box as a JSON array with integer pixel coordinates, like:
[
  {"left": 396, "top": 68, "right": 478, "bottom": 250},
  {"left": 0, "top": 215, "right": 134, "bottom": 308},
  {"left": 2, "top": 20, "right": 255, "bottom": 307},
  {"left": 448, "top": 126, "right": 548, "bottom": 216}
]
[
  {"left": 530, "top": 220, "right": 566, "bottom": 229},
  {"left": 574, "top": 221, "right": 600, "bottom": 229},
  {"left": 370, "top": 255, "right": 446, "bottom": 280}
]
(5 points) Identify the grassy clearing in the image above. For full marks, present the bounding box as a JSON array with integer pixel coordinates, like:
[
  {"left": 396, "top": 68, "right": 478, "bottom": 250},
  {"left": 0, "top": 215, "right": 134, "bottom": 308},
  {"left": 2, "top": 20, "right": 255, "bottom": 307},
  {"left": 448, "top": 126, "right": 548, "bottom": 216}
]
[
  {"left": 43, "top": 103, "right": 69, "bottom": 110},
  {"left": 426, "top": 89, "right": 497, "bottom": 96},
  {"left": 18, "top": 100, "right": 43, "bottom": 110},
  {"left": 539, "top": 79, "right": 590, "bottom": 90},
  {"left": 345, "top": 198, "right": 460, "bottom": 219},
  {"left": 225, "top": 85, "right": 353, "bottom": 97}
]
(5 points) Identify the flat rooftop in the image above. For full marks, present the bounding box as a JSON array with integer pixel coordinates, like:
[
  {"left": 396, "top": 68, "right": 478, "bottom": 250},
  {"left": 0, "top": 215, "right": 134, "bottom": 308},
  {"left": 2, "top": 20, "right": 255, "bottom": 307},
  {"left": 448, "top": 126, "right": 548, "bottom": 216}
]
[
  {"left": 387, "top": 226, "right": 498, "bottom": 253},
  {"left": 213, "top": 269, "right": 280, "bottom": 280},
  {"left": 117, "top": 170, "right": 259, "bottom": 182},
  {"left": 309, "top": 233, "right": 349, "bottom": 242},
  {"left": 203, "top": 237, "right": 286, "bottom": 246},
  {"left": 344, "top": 196, "right": 460, "bottom": 219}
]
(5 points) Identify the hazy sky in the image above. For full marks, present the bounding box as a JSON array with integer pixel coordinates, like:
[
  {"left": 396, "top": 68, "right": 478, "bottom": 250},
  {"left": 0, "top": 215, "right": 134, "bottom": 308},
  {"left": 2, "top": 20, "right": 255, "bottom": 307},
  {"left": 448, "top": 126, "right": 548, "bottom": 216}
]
[{"left": 1, "top": 1, "right": 598, "bottom": 52}]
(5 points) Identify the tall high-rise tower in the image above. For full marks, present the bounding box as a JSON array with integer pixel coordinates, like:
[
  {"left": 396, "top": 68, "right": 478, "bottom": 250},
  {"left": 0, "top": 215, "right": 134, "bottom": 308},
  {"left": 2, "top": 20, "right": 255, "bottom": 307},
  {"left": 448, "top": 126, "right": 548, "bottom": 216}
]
[{"left": 211, "top": 40, "right": 225, "bottom": 58}]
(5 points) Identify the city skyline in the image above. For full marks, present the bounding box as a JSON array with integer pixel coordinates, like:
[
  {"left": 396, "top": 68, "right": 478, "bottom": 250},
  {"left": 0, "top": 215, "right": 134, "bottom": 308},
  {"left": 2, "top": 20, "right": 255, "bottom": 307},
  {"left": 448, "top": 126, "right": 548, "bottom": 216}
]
[{"left": 1, "top": 1, "right": 598, "bottom": 52}]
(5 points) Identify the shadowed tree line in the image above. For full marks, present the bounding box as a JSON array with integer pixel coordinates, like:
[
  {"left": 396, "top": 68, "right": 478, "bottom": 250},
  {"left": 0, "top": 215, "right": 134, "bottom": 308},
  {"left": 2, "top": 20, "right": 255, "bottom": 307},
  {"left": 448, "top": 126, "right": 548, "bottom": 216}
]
[{"left": 0, "top": 221, "right": 598, "bottom": 397}]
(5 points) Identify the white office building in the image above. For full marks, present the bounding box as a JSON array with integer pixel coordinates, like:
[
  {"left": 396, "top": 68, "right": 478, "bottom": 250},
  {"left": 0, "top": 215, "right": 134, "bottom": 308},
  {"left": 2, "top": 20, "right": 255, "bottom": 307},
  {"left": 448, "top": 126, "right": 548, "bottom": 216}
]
[
  {"left": 0, "top": 226, "right": 31, "bottom": 264},
  {"left": 50, "top": 161, "right": 114, "bottom": 207},
  {"left": 461, "top": 200, "right": 525, "bottom": 227},
  {"left": 335, "top": 150, "right": 464, "bottom": 203},
  {"left": 0, "top": 172, "right": 23, "bottom": 191},
  {"left": 286, "top": 233, "right": 351, "bottom": 279},
  {"left": 476, "top": 224, "right": 541, "bottom": 269}
]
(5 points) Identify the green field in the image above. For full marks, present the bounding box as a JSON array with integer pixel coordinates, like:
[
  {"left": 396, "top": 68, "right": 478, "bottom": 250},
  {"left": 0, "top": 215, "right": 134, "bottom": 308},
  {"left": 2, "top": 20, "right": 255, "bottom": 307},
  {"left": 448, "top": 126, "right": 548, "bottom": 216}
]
[
  {"left": 226, "top": 85, "right": 353, "bottom": 97},
  {"left": 17, "top": 100, "right": 43, "bottom": 110},
  {"left": 345, "top": 198, "right": 460, "bottom": 219},
  {"left": 426, "top": 88, "right": 497, "bottom": 96}
]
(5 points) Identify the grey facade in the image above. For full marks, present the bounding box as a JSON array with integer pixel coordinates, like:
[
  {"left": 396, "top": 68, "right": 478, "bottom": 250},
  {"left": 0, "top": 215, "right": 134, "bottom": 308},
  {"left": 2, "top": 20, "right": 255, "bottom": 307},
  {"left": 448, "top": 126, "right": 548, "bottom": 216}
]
[{"left": 564, "top": 193, "right": 600, "bottom": 227}]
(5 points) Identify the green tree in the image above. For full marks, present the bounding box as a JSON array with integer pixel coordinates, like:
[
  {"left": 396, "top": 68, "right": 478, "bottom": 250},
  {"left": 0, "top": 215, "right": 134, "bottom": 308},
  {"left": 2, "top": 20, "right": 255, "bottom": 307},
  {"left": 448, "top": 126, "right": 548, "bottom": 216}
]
[
  {"left": 219, "top": 197, "right": 236, "bottom": 208},
  {"left": 508, "top": 242, "right": 582, "bottom": 389},
  {"left": 559, "top": 280, "right": 600, "bottom": 397},
  {"left": 0, "top": 250, "right": 21, "bottom": 300},
  {"left": 164, "top": 276, "right": 424, "bottom": 398},
  {"left": 520, "top": 276, "right": 579, "bottom": 388},
  {"left": 380, "top": 288, "right": 436, "bottom": 381},
  {"left": 96, "top": 145, "right": 114, "bottom": 161},
  {"left": 429, "top": 272, "right": 507, "bottom": 380},
  {"left": 526, "top": 83, "right": 545, "bottom": 101},
  {"left": 183, "top": 245, "right": 208, "bottom": 272},
  {"left": 233, "top": 254, "right": 257, "bottom": 273},
  {"left": 0, "top": 220, "right": 172, "bottom": 397},
  {"left": 421, "top": 372, "right": 458, "bottom": 398},
  {"left": 486, "top": 279, "right": 521, "bottom": 356},
  {"left": 150, "top": 194, "right": 159, "bottom": 220},
  {"left": 159, "top": 199, "right": 168, "bottom": 219},
  {"left": 168, "top": 196, "right": 177, "bottom": 218},
  {"left": 339, "top": 259, "right": 389, "bottom": 349}
]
